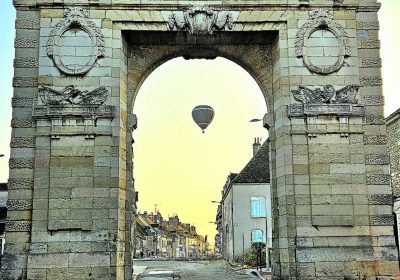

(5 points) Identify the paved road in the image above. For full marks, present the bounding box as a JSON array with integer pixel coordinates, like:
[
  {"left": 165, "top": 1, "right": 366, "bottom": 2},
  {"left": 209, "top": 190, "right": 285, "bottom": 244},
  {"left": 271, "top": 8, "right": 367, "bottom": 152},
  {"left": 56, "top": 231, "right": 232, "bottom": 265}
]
[{"left": 134, "top": 260, "right": 258, "bottom": 280}]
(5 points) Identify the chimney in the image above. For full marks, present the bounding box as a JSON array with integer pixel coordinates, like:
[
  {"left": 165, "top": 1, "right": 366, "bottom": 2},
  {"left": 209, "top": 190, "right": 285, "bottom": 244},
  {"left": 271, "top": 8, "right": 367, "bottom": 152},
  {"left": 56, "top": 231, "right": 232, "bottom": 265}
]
[{"left": 253, "top": 137, "right": 262, "bottom": 156}]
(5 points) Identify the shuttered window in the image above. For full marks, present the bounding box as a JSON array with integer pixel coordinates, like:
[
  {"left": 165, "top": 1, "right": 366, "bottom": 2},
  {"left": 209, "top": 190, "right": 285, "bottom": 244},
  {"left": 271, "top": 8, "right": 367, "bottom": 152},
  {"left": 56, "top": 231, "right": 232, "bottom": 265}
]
[
  {"left": 251, "top": 229, "right": 263, "bottom": 243},
  {"left": 251, "top": 197, "right": 266, "bottom": 217}
]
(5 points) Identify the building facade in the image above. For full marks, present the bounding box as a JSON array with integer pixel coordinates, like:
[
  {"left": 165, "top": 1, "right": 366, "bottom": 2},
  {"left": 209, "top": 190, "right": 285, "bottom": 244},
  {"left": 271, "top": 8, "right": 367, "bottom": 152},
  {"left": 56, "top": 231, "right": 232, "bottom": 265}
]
[
  {"left": 386, "top": 108, "right": 400, "bottom": 254},
  {"left": 220, "top": 139, "right": 272, "bottom": 268}
]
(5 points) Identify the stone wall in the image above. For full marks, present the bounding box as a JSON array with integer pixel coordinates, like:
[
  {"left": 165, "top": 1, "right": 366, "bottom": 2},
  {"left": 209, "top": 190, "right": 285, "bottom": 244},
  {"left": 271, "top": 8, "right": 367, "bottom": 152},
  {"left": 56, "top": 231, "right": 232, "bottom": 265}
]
[{"left": 2, "top": 0, "right": 399, "bottom": 279}]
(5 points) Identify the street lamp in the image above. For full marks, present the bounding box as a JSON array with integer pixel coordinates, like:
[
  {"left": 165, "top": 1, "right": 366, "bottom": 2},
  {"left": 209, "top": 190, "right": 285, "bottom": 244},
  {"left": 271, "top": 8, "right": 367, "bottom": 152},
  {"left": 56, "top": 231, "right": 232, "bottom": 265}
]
[
  {"left": 211, "top": 200, "right": 220, "bottom": 204},
  {"left": 0, "top": 155, "right": 4, "bottom": 157},
  {"left": 250, "top": 114, "right": 272, "bottom": 130}
]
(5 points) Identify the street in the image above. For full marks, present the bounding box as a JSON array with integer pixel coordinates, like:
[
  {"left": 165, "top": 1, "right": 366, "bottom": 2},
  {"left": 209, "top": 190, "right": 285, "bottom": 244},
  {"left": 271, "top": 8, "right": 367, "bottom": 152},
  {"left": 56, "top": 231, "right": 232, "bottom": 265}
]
[{"left": 133, "top": 260, "right": 258, "bottom": 280}]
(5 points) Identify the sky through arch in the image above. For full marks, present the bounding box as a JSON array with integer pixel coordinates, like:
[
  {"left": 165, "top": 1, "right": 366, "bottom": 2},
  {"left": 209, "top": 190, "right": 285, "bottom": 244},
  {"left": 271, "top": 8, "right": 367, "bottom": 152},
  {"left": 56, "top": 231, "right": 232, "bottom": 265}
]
[{"left": 133, "top": 57, "right": 269, "bottom": 242}]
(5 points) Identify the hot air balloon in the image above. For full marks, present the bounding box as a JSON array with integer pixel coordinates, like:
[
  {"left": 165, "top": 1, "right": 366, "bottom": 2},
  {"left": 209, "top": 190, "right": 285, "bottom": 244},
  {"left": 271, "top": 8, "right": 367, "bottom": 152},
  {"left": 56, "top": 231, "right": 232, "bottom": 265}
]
[{"left": 192, "top": 105, "right": 214, "bottom": 133}]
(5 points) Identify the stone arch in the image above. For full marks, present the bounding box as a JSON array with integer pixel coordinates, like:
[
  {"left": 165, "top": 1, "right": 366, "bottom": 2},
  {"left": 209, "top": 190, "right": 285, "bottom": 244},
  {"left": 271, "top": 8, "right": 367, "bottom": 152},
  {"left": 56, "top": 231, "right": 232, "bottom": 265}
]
[
  {"left": 125, "top": 34, "right": 276, "bottom": 115},
  {"left": 122, "top": 31, "right": 280, "bottom": 275}
]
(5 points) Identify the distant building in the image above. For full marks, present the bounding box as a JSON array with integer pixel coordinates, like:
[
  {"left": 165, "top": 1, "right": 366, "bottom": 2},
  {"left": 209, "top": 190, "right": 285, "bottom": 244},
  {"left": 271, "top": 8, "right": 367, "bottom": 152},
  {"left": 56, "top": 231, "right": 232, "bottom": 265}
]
[
  {"left": 387, "top": 108, "right": 400, "bottom": 253},
  {"left": 0, "top": 183, "right": 7, "bottom": 257},
  {"left": 134, "top": 211, "right": 209, "bottom": 259},
  {"left": 214, "top": 205, "right": 222, "bottom": 255},
  {"left": 218, "top": 138, "right": 272, "bottom": 268},
  {"left": 135, "top": 212, "right": 156, "bottom": 258}
]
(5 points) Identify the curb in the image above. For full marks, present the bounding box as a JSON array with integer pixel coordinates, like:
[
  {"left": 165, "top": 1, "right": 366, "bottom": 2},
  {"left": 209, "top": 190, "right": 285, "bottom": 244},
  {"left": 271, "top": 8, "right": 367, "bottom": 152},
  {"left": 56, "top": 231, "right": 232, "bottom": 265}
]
[
  {"left": 250, "top": 270, "right": 265, "bottom": 280},
  {"left": 228, "top": 261, "right": 270, "bottom": 280}
]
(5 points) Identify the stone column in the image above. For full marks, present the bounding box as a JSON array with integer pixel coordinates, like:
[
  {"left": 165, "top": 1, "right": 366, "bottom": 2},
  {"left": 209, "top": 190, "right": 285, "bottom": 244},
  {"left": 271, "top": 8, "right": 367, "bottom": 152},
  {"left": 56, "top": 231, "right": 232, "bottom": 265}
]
[
  {"left": 0, "top": 8, "right": 40, "bottom": 280},
  {"left": 2, "top": 4, "right": 134, "bottom": 280},
  {"left": 278, "top": 4, "right": 400, "bottom": 278}
]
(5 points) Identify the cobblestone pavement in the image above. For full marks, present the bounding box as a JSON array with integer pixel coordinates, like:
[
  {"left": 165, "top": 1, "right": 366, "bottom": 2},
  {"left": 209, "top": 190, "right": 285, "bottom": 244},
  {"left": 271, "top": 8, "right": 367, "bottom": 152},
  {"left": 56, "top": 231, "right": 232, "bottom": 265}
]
[{"left": 134, "top": 259, "right": 258, "bottom": 280}]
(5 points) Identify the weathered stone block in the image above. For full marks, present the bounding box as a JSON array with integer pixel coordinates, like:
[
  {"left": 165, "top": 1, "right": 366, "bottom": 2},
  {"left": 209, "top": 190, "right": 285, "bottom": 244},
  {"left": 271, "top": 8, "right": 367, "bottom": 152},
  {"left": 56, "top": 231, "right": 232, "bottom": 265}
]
[
  {"left": 6, "top": 221, "right": 32, "bottom": 232},
  {"left": 68, "top": 253, "right": 111, "bottom": 268},
  {"left": 315, "top": 261, "right": 358, "bottom": 277},
  {"left": 12, "top": 97, "right": 33, "bottom": 108},
  {"left": 297, "top": 247, "right": 374, "bottom": 262},
  {"left": 28, "top": 254, "right": 68, "bottom": 269},
  {"left": 366, "top": 174, "right": 391, "bottom": 185},
  {"left": 8, "top": 178, "right": 34, "bottom": 190},
  {"left": 14, "top": 38, "right": 38, "bottom": 48}
]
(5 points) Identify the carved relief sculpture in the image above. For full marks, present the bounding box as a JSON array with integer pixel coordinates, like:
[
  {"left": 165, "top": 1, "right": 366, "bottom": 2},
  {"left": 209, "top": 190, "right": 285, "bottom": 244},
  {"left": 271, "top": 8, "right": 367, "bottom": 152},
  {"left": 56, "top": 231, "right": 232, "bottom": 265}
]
[
  {"left": 295, "top": 9, "right": 351, "bottom": 75},
  {"left": 168, "top": 6, "right": 233, "bottom": 35},
  {"left": 47, "top": 7, "right": 105, "bottom": 75},
  {"left": 38, "top": 85, "right": 109, "bottom": 106},
  {"left": 292, "top": 84, "right": 360, "bottom": 104}
]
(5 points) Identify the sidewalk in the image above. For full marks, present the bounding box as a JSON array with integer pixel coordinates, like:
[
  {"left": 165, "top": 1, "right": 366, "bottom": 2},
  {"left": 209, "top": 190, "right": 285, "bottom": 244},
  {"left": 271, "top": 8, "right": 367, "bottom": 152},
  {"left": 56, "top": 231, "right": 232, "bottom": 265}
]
[
  {"left": 252, "top": 269, "right": 271, "bottom": 280},
  {"left": 133, "top": 265, "right": 147, "bottom": 280},
  {"left": 229, "top": 261, "right": 271, "bottom": 280}
]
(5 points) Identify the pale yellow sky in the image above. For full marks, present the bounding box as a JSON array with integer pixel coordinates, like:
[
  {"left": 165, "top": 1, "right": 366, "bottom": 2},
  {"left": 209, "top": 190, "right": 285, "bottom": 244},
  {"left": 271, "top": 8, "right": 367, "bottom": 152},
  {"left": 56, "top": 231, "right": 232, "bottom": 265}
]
[
  {"left": 0, "top": 1, "right": 399, "bottom": 243},
  {"left": 133, "top": 58, "right": 268, "bottom": 240}
]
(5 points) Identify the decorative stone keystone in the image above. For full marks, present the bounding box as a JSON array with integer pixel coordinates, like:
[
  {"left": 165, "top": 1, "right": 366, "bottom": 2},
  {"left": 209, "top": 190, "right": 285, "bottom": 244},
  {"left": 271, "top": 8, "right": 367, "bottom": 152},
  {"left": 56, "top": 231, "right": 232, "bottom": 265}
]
[{"left": 167, "top": 6, "right": 233, "bottom": 35}]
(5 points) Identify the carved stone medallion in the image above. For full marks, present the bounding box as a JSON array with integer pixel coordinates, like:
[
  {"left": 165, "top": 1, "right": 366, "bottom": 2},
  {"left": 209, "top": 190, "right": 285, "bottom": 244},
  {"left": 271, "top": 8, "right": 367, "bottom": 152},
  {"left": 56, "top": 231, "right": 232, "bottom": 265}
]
[
  {"left": 168, "top": 6, "right": 233, "bottom": 35},
  {"left": 47, "top": 7, "right": 105, "bottom": 75},
  {"left": 295, "top": 9, "right": 351, "bottom": 75}
]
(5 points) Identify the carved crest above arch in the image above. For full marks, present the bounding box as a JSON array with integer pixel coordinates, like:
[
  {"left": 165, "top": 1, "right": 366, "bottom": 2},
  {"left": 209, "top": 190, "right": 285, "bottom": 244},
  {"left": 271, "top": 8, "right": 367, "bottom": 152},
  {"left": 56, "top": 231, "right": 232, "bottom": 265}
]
[
  {"left": 167, "top": 6, "right": 234, "bottom": 35},
  {"left": 47, "top": 7, "right": 105, "bottom": 76},
  {"left": 295, "top": 9, "right": 351, "bottom": 75}
]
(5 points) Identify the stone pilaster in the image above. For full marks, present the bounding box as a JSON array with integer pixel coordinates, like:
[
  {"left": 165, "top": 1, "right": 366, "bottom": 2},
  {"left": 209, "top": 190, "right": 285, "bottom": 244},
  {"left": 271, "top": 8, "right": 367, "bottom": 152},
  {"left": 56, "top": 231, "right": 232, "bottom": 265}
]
[{"left": 1, "top": 8, "right": 40, "bottom": 280}]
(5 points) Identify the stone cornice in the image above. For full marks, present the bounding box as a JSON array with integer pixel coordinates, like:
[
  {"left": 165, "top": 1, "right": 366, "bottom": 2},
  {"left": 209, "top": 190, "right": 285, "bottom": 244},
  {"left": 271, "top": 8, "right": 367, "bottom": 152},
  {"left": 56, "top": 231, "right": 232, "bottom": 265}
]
[
  {"left": 288, "top": 104, "right": 365, "bottom": 117},
  {"left": 32, "top": 105, "right": 115, "bottom": 119},
  {"left": 13, "top": 1, "right": 380, "bottom": 12}
]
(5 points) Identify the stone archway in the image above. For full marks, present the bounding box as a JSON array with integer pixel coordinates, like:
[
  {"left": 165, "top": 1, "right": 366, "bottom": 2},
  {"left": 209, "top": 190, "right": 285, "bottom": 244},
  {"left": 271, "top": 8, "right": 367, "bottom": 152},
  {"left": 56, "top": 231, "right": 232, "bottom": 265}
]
[
  {"left": 124, "top": 30, "right": 279, "bottom": 278},
  {"left": 2, "top": 1, "right": 399, "bottom": 280}
]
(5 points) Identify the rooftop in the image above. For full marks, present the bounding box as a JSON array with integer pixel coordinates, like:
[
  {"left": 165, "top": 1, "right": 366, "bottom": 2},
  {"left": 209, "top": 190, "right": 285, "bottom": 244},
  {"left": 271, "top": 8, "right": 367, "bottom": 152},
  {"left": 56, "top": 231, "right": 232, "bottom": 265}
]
[
  {"left": 232, "top": 139, "right": 270, "bottom": 184},
  {"left": 386, "top": 107, "right": 400, "bottom": 126}
]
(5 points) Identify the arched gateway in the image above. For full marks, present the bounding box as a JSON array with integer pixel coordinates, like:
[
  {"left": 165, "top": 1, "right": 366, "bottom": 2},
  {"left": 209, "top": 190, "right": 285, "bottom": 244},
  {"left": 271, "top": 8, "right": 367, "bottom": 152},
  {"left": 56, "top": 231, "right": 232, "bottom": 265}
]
[{"left": 2, "top": 1, "right": 399, "bottom": 279}]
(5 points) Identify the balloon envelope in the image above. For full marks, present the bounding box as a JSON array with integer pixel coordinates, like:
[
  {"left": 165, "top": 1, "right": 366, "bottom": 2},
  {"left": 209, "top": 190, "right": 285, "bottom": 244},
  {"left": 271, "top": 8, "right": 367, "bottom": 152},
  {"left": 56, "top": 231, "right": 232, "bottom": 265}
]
[{"left": 192, "top": 105, "right": 214, "bottom": 133}]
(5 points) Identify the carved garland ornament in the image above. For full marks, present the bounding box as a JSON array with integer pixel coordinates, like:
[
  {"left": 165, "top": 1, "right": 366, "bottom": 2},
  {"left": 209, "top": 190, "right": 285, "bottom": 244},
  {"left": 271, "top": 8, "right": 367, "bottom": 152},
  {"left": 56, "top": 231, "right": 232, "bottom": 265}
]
[
  {"left": 47, "top": 7, "right": 105, "bottom": 75},
  {"left": 168, "top": 6, "right": 233, "bottom": 35},
  {"left": 292, "top": 84, "right": 360, "bottom": 104},
  {"left": 38, "top": 85, "right": 109, "bottom": 106},
  {"left": 295, "top": 9, "right": 351, "bottom": 75}
]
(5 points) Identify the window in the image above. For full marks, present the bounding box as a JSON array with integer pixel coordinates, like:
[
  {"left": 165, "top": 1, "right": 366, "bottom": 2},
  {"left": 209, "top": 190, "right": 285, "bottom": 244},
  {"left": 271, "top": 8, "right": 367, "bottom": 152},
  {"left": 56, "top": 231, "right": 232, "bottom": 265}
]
[
  {"left": 251, "top": 229, "right": 263, "bottom": 243},
  {"left": 251, "top": 197, "right": 266, "bottom": 217}
]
